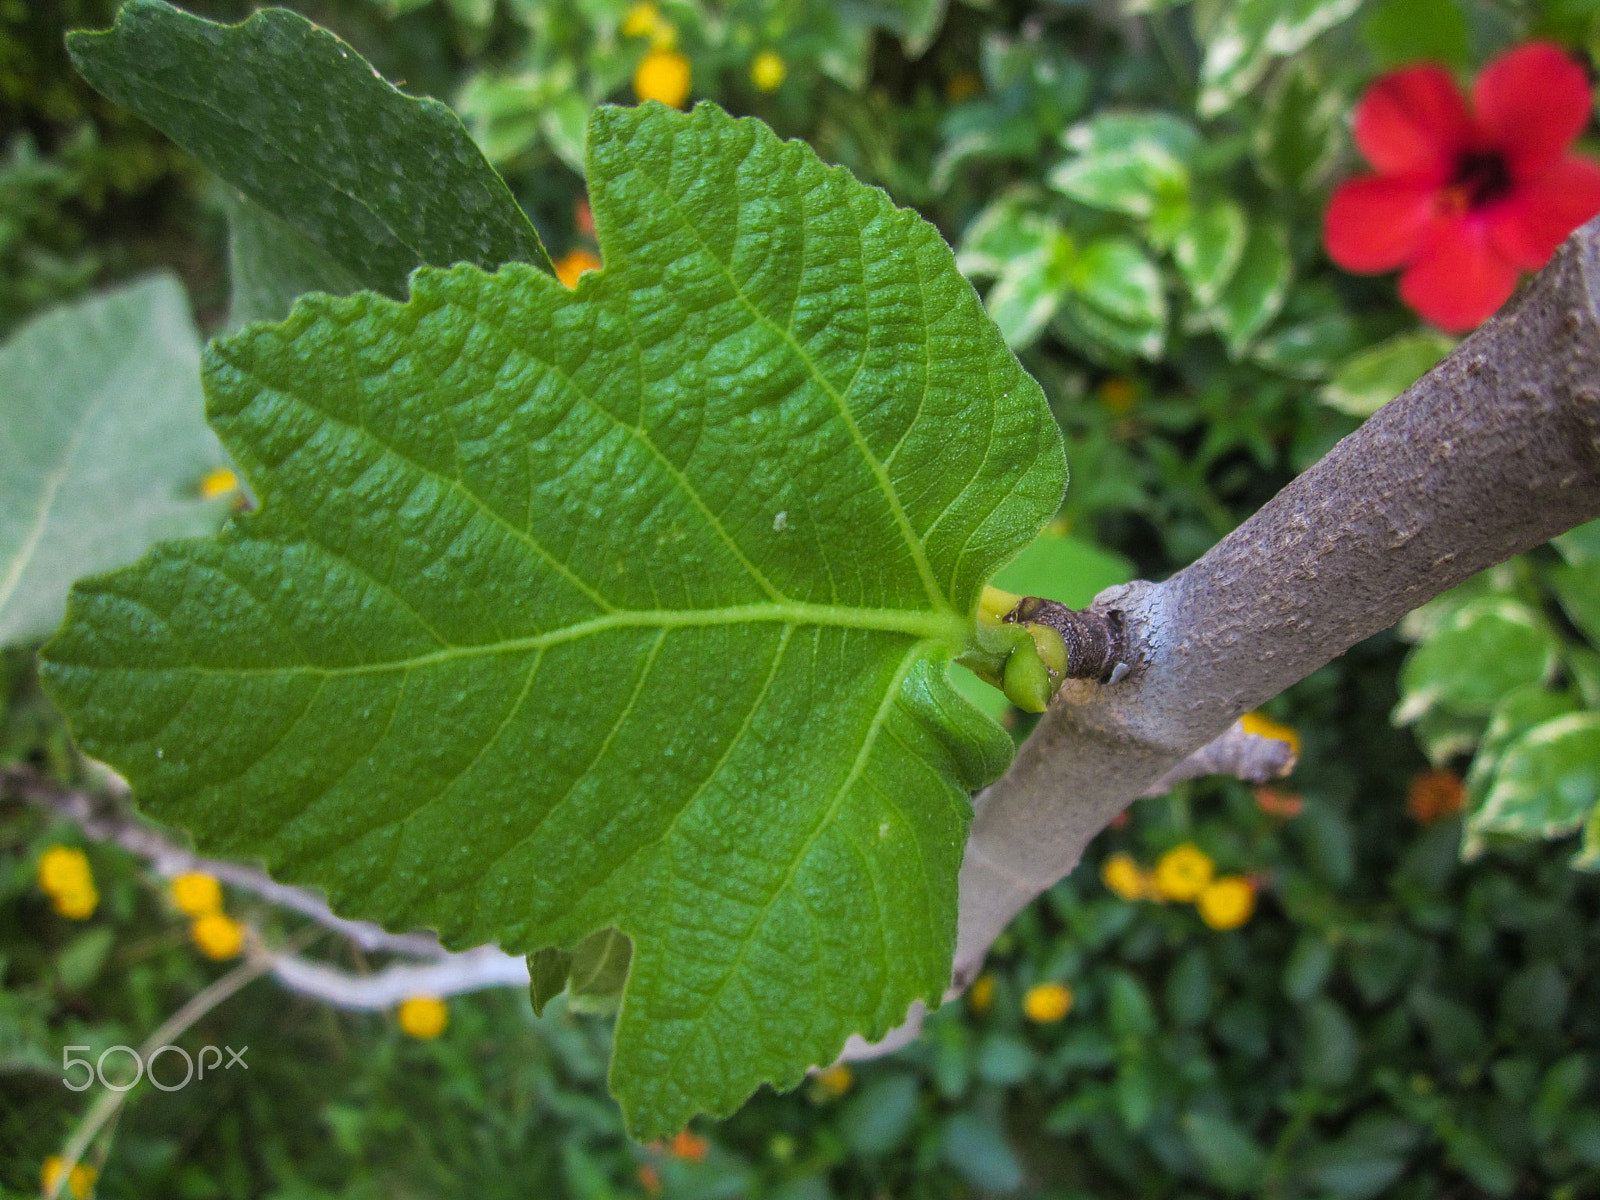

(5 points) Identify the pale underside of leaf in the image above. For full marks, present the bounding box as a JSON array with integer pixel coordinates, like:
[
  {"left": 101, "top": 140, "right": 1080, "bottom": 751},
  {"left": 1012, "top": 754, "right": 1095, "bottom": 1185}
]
[
  {"left": 42, "top": 102, "right": 1064, "bottom": 1135},
  {"left": 0, "top": 274, "right": 227, "bottom": 646}
]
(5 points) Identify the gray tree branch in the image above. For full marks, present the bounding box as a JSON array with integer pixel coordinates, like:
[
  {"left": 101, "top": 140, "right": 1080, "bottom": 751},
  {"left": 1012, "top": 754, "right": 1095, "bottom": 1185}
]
[{"left": 950, "top": 217, "right": 1600, "bottom": 994}]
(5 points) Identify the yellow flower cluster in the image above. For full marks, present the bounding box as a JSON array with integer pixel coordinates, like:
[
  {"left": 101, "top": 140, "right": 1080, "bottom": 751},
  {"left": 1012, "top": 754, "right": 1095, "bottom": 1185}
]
[
  {"left": 625, "top": 3, "right": 691, "bottom": 108},
  {"left": 41, "top": 1156, "right": 97, "bottom": 1199},
  {"left": 169, "top": 871, "right": 245, "bottom": 959},
  {"left": 398, "top": 995, "right": 448, "bottom": 1039},
  {"left": 1101, "top": 844, "right": 1256, "bottom": 930},
  {"left": 37, "top": 846, "right": 98, "bottom": 919},
  {"left": 1023, "top": 981, "right": 1074, "bottom": 1023}
]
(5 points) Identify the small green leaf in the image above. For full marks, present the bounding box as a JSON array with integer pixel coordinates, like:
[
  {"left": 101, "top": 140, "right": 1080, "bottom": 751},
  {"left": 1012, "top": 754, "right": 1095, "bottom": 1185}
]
[
  {"left": 56, "top": 926, "right": 115, "bottom": 991},
  {"left": 68, "top": 0, "right": 551, "bottom": 299},
  {"left": 528, "top": 946, "right": 573, "bottom": 1017},
  {"left": 1299, "top": 997, "right": 1360, "bottom": 1089},
  {"left": 0, "top": 275, "right": 229, "bottom": 647},
  {"left": 940, "top": 1112, "right": 1024, "bottom": 1191},
  {"left": 1050, "top": 113, "right": 1196, "bottom": 219},
  {"left": 1474, "top": 713, "right": 1600, "bottom": 841},
  {"left": 1067, "top": 237, "right": 1167, "bottom": 359},
  {"left": 1183, "top": 1110, "right": 1268, "bottom": 1192},
  {"left": 1322, "top": 332, "right": 1456, "bottom": 418},
  {"left": 1173, "top": 200, "right": 1248, "bottom": 309},
  {"left": 1208, "top": 222, "right": 1290, "bottom": 356},
  {"left": 1254, "top": 61, "right": 1346, "bottom": 192},
  {"left": 1549, "top": 559, "right": 1600, "bottom": 646},
  {"left": 841, "top": 1072, "right": 921, "bottom": 1156},
  {"left": 1199, "top": 0, "right": 1364, "bottom": 117},
  {"left": 956, "top": 192, "right": 1055, "bottom": 278},
  {"left": 984, "top": 241, "right": 1072, "bottom": 350},
  {"left": 1554, "top": 518, "right": 1600, "bottom": 565},
  {"left": 1397, "top": 598, "right": 1556, "bottom": 723},
  {"left": 1462, "top": 683, "right": 1579, "bottom": 843},
  {"left": 41, "top": 101, "right": 1065, "bottom": 1138}
]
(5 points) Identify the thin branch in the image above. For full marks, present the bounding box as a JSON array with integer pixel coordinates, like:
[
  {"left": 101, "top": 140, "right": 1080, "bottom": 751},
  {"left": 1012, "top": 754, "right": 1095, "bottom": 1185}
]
[
  {"left": 6, "top": 765, "right": 446, "bottom": 958},
  {"left": 267, "top": 942, "right": 530, "bottom": 1008}
]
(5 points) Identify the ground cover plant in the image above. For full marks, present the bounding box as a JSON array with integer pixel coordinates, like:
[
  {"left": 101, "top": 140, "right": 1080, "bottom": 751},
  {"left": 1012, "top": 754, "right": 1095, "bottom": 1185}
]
[{"left": 6, "top": 0, "right": 1600, "bottom": 1196}]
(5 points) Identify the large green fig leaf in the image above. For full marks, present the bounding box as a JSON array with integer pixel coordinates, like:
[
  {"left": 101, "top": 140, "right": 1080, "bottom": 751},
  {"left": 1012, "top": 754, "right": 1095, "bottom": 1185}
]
[
  {"left": 0, "top": 275, "right": 229, "bottom": 647},
  {"left": 42, "top": 101, "right": 1066, "bottom": 1135},
  {"left": 68, "top": 0, "right": 551, "bottom": 302}
]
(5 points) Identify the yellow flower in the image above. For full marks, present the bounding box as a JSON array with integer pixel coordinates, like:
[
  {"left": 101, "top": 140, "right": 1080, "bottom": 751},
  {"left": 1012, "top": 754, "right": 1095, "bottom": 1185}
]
[
  {"left": 398, "top": 995, "right": 448, "bottom": 1039},
  {"left": 750, "top": 50, "right": 786, "bottom": 92},
  {"left": 39, "top": 848, "right": 97, "bottom": 918},
  {"left": 41, "top": 1156, "right": 97, "bottom": 1199},
  {"left": 967, "top": 972, "right": 996, "bottom": 1013},
  {"left": 52, "top": 885, "right": 99, "bottom": 920},
  {"left": 191, "top": 913, "right": 244, "bottom": 960},
  {"left": 1023, "top": 981, "right": 1074, "bottom": 1023},
  {"left": 1154, "top": 843, "right": 1214, "bottom": 902},
  {"left": 635, "top": 50, "right": 691, "bottom": 108},
  {"left": 38, "top": 846, "right": 91, "bottom": 895},
  {"left": 198, "top": 467, "right": 239, "bottom": 499},
  {"left": 622, "top": 2, "right": 677, "bottom": 48},
  {"left": 1198, "top": 876, "right": 1256, "bottom": 930},
  {"left": 1100, "top": 851, "right": 1153, "bottom": 901},
  {"left": 1240, "top": 710, "right": 1301, "bottom": 756},
  {"left": 169, "top": 871, "right": 223, "bottom": 917},
  {"left": 555, "top": 248, "right": 603, "bottom": 289},
  {"left": 813, "top": 1063, "right": 853, "bottom": 1097}
]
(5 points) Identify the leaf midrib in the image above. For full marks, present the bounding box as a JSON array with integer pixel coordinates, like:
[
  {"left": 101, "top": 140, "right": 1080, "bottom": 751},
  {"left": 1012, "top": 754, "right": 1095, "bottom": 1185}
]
[{"left": 133, "top": 601, "right": 964, "bottom": 677}]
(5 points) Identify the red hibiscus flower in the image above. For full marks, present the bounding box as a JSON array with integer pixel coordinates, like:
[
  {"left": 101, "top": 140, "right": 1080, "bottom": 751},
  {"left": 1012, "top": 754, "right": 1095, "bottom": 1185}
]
[{"left": 1324, "top": 42, "right": 1600, "bottom": 332}]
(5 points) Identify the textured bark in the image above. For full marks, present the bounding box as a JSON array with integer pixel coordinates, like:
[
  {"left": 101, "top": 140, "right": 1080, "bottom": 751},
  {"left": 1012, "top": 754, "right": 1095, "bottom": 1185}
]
[{"left": 948, "top": 218, "right": 1600, "bottom": 994}]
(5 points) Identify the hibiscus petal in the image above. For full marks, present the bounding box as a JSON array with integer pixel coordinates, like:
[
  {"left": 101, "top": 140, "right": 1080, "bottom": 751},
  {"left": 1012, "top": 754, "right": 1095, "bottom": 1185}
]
[
  {"left": 1324, "top": 175, "right": 1441, "bottom": 271},
  {"left": 1354, "top": 65, "right": 1472, "bottom": 177},
  {"left": 1399, "top": 217, "right": 1521, "bottom": 332},
  {"left": 1486, "top": 156, "right": 1600, "bottom": 269},
  {"left": 1474, "top": 41, "right": 1593, "bottom": 177}
]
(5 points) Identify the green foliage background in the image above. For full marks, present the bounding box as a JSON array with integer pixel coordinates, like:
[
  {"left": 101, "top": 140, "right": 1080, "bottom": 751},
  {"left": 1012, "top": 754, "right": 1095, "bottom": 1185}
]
[{"left": 6, "top": 0, "right": 1600, "bottom": 1195}]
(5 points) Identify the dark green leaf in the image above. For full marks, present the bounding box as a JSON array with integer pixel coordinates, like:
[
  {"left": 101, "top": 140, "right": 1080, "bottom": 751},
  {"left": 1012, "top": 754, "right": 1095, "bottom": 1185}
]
[
  {"left": 68, "top": 0, "right": 551, "bottom": 300},
  {"left": 1183, "top": 1110, "right": 1267, "bottom": 1192},
  {"left": 940, "top": 1112, "right": 1024, "bottom": 1191},
  {"left": 841, "top": 1072, "right": 920, "bottom": 1156},
  {"left": 1322, "top": 332, "right": 1456, "bottom": 419},
  {"left": 528, "top": 946, "right": 572, "bottom": 1017}
]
